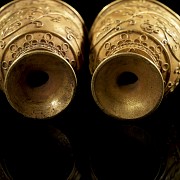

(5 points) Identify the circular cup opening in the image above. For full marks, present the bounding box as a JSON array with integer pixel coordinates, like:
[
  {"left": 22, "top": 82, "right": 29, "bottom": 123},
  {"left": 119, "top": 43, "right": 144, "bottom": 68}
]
[
  {"left": 4, "top": 51, "right": 77, "bottom": 119},
  {"left": 91, "top": 52, "right": 164, "bottom": 120}
]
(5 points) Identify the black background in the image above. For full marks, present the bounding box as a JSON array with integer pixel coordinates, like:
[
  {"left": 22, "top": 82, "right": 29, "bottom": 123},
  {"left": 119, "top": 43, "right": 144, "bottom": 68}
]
[{"left": 0, "top": 0, "right": 180, "bottom": 180}]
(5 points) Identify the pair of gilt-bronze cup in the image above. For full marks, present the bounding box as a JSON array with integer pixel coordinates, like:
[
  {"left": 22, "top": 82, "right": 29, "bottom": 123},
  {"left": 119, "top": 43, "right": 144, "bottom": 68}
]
[
  {"left": 0, "top": 0, "right": 180, "bottom": 121},
  {"left": 1, "top": 0, "right": 180, "bottom": 180}
]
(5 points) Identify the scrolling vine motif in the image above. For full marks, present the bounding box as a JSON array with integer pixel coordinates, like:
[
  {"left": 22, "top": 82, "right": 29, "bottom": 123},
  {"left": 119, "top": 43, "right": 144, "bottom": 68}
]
[
  {"left": 0, "top": 6, "right": 81, "bottom": 41},
  {"left": 92, "top": 1, "right": 180, "bottom": 63},
  {"left": 0, "top": 7, "right": 47, "bottom": 39},
  {"left": 140, "top": 16, "right": 180, "bottom": 62}
]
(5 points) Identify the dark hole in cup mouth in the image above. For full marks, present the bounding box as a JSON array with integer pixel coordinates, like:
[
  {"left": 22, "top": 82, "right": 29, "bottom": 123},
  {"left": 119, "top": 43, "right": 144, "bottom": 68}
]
[
  {"left": 117, "top": 71, "right": 138, "bottom": 86},
  {"left": 26, "top": 70, "right": 49, "bottom": 88}
]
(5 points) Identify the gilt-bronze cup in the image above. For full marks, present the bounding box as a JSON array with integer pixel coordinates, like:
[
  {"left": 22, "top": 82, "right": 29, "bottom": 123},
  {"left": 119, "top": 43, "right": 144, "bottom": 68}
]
[
  {"left": 89, "top": 0, "right": 180, "bottom": 120},
  {"left": 0, "top": 0, "right": 86, "bottom": 119}
]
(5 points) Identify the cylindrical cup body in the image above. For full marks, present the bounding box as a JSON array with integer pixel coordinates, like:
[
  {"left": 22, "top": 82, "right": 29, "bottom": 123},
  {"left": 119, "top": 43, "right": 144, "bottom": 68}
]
[
  {"left": 0, "top": 0, "right": 86, "bottom": 119},
  {"left": 89, "top": 0, "right": 180, "bottom": 120}
]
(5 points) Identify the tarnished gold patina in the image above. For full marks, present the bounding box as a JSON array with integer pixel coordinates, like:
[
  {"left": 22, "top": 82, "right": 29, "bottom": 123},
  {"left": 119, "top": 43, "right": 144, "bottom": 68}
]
[
  {"left": 0, "top": 0, "right": 86, "bottom": 119},
  {"left": 89, "top": 0, "right": 180, "bottom": 120}
]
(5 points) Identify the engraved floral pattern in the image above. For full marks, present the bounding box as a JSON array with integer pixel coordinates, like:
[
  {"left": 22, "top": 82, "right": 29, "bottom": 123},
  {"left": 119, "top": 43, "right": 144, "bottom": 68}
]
[
  {"left": 89, "top": 0, "right": 180, "bottom": 94},
  {"left": 0, "top": 0, "right": 85, "bottom": 84},
  {"left": 1, "top": 32, "right": 76, "bottom": 74}
]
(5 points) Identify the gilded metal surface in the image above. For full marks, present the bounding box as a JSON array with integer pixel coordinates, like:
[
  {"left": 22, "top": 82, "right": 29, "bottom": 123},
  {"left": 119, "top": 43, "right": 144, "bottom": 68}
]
[
  {"left": 0, "top": 0, "right": 86, "bottom": 119},
  {"left": 89, "top": 0, "right": 180, "bottom": 120}
]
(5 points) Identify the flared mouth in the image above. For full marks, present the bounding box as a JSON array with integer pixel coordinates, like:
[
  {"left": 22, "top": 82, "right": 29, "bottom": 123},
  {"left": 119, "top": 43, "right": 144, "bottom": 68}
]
[
  {"left": 4, "top": 50, "right": 77, "bottom": 119},
  {"left": 91, "top": 52, "right": 164, "bottom": 120}
]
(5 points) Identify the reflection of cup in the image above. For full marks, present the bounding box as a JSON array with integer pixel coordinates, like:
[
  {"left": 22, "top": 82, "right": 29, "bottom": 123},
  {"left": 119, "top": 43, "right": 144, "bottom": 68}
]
[
  {"left": 2, "top": 125, "right": 81, "bottom": 179},
  {"left": 90, "top": 125, "right": 161, "bottom": 180},
  {"left": 0, "top": 159, "right": 12, "bottom": 180},
  {"left": 0, "top": 0, "right": 86, "bottom": 119},
  {"left": 155, "top": 137, "right": 180, "bottom": 180},
  {"left": 89, "top": 0, "right": 180, "bottom": 120}
]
